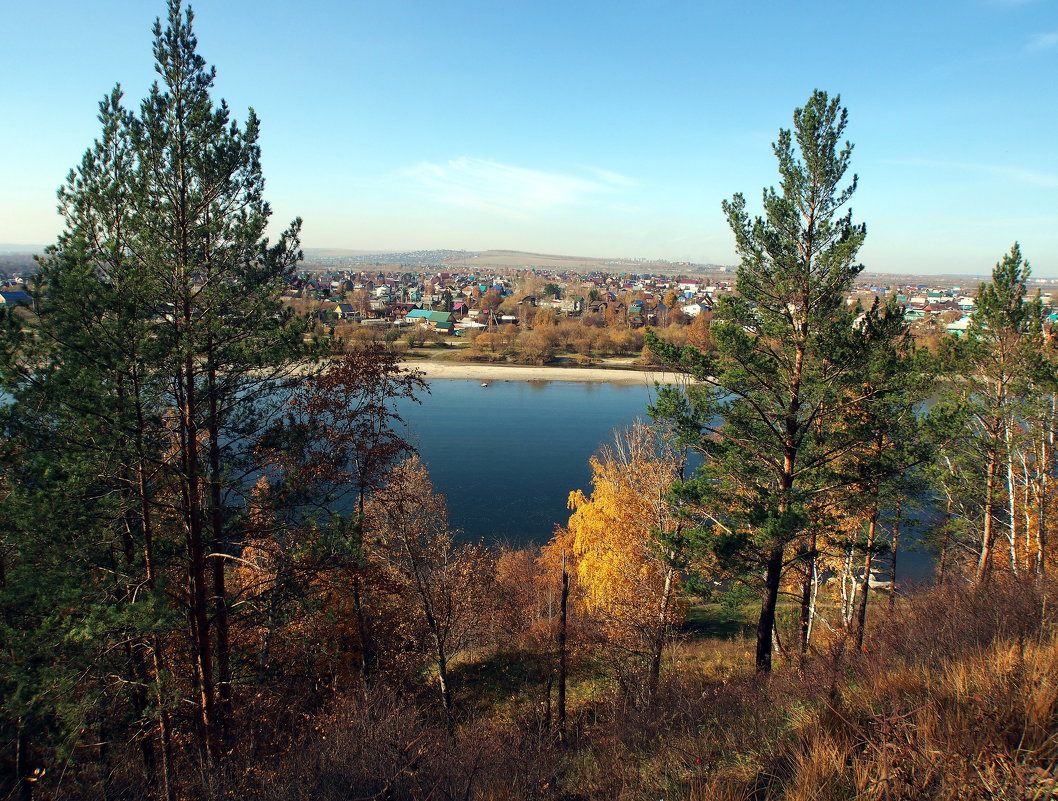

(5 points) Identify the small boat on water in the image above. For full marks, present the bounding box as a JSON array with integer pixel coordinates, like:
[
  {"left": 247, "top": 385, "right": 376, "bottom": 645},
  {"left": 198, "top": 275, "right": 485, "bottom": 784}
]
[{"left": 481, "top": 382, "right": 489, "bottom": 387}]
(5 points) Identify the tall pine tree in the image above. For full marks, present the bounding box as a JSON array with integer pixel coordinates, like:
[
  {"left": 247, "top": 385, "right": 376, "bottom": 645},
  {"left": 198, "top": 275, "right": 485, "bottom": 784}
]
[
  {"left": 1, "top": 1, "right": 309, "bottom": 792},
  {"left": 648, "top": 91, "right": 913, "bottom": 672}
]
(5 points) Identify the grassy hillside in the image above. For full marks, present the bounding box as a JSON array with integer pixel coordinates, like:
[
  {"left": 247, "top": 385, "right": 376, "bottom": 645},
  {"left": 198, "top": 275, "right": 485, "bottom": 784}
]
[{"left": 232, "top": 578, "right": 1057, "bottom": 801}]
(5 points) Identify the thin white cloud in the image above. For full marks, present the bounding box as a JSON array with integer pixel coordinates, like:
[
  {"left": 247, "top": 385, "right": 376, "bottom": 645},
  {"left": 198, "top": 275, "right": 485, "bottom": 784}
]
[
  {"left": 582, "top": 166, "right": 636, "bottom": 187},
  {"left": 402, "top": 157, "right": 630, "bottom": 217},
  {"left": 1027, "top": 31, "right": 1058, "bottom": 50},
  {"left": 886, "top": 158, "right": 1058, "bottom": 188}
]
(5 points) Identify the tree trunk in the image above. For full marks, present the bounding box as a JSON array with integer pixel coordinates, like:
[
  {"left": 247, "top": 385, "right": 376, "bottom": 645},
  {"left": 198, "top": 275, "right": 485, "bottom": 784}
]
[
  {"left": 557, "top": 563, "right": 568, "bottom": 745},
  {"left": 759, "top": 451, "right": 796, "bottom": 673},
  {"left": 206, "top": 358, "right": 232, "bottom": 748},
  {"left": 806, "top": 560, "right": 820, "bottom": 645},
  {"left": 854, "top": 504, "right": 878, "bottom": 652},
  {"left": 210, "top": 553, "right": 230, "bottom": 749},
  {"left": 756, "top": 544, "right": 785, "bottom": 673},
  {"left": 125, "top": 640, "right": 159, "bottom": 792},
  {"left": 1006, "top": 421, "right": 1019, "bottom": 577},
  {"left": 938, "top": 492, "right": 952, "bottom": 586},
  {"left": 798, "top": 534, "right": 817, "bottom": 661},
  {"left": 1021, "top": 451, "right": 1032, "bottom": 576},
  {"left": 798, "top": 570, "right": 811, "bottom": 662},
  {"left": 180, "top": 352, "right": 217, "bottom": 764},
  {"left": 151, "top": 637, "right": 177, "bottom": 801},
  {"left": 351, "top": 571, "right": 373, "bottom": 691},
  {"left": 840, "top": 546, "right": 854, "bottom": 626},
  {"left": 434, "top": 634, "right": 454, "bottom": 738},
  {"left": 976, "top": 452, "right": 997, "bottom": 584},
  {"left": 16, "top": 720, "right": 33, "bottom": 801},
  {"left": 133, "top": 393, "right": 176, "bottom": 801},
  {"left": 648, "top": 561, "right": 675, "bottom": 698},
  {"left": 889, "top": 499, "right": 901, "bottom": 609},
  {"left": 1043, "top": 394, "right": 1056, "bottom": 577}
]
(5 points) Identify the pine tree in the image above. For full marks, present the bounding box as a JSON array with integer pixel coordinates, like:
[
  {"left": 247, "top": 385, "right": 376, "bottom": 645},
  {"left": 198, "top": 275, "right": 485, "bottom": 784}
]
[
  {"left": 1, "top": 0, "right": 308, "bottom": 786},
  {"left": 647, "top": 91, "right": 912, "bottom": 672}
]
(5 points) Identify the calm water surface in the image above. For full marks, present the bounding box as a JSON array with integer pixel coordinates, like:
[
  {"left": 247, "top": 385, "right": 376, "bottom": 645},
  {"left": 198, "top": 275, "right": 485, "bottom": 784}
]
[
  {"left": 396, "top": 379, "right": 663, "bottom": 544},
  {"left": 396, "top": 378, "right": 936, "bottom": 581}
]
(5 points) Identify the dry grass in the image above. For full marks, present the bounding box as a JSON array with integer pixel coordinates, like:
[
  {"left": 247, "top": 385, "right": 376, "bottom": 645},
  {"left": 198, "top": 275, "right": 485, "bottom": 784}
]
[
  {"left": 209, "top": 578, "right": 1058, "bottom": 801},
  {"left": 689, "top": 578, "right": 1058, "bottom": 801}
]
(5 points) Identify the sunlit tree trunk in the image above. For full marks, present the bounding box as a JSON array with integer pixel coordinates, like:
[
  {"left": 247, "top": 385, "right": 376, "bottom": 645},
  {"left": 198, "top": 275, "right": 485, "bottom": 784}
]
[
  {"left": 977, "top": 452, "right": 998, "bottom": 583},
  {"left": 1006, "top": 421, "right": 1019, "bottom": 577},
  {"left": 854, "top": 501, "right": 879, "bottom": 651},
  {"left": 889, "top": 499, "right": 902, "bottom": 608},
  {"left": 648, "top": 558, "right": 677, "bottom": 697}
]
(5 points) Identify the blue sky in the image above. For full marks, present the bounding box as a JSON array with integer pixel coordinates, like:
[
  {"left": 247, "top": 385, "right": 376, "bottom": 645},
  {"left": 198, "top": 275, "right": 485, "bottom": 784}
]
[{"left": 2, "top": 0, "right": 1056, "bottom": 275}]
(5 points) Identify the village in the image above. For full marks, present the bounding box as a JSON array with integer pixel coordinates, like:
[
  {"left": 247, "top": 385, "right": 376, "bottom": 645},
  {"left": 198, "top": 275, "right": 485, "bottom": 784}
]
[
  {"left": 4, "top": 260, "right": 1058, "bottom": 356},
  {"left": 268, "top": 261, "right": 1058, "bottom": 350}
]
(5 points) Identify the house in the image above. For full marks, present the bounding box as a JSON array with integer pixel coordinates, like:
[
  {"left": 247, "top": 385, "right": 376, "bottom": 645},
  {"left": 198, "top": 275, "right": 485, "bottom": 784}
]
[
  {"left": 334, "top": 303, "right": 359, "bottom": 320},
  {"left": 627, "top": 300, "right": 647, "bottom": 328},
  {"left": 406, "top": 309, "right": 455, "bottom": 333},
  {"left": 561, "top": 295, "right": 584, "bottom": 315},
  {"left": 391, "top": 302, "right": 419, "bottom": 318},
  {"left": 0, "top": 290, "right": 32, "bottom": 307},
  {"left": 945, "top": 317, "right": 972, "bottom": 338}
]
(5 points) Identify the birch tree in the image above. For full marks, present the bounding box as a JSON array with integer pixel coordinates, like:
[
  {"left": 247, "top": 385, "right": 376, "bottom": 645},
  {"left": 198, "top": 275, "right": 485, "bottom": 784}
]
[
  {"left": 936, "top": 244, "right": 1043, "bottom": 582},
  {"left": 566, "top": 422, "right": 689, "bottom": 698}
]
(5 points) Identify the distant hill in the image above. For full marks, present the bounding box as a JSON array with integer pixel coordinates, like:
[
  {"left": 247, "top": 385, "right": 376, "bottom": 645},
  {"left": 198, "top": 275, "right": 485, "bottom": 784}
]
[
  {"left": 0, "top": 247, "right": 41, "bottom": 274},
  {"left": 9, "top": 243, "right": 1044, "bottom": 285},
  {"left": 300, "top": 247, "right": 731, "bottom": 275},
  {"left": 0, "top": 244, "right": 45, "bottom": 254}
]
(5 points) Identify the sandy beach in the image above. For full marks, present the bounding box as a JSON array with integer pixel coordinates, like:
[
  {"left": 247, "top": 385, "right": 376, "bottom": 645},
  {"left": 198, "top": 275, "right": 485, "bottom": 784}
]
[{"left": 400, "top": 358, "right": 689, "bottom": 386}]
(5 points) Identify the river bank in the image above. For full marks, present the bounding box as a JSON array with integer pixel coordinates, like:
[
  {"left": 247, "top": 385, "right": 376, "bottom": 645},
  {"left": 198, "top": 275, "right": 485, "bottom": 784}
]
[{"left": 400, "top": 357, "right": 688, "bottom": 386}]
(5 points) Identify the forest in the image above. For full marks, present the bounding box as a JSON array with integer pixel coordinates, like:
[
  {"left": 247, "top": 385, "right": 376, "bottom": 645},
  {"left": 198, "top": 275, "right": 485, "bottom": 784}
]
[{"left": 2, "top": 3, "right": 1057, "bottom": 800}]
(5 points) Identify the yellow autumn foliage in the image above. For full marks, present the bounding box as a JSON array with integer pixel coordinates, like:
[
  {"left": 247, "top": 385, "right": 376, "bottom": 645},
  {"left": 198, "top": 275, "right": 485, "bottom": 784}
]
[{"left": 566, "top": 423, "right": 687, "bottom": 645}]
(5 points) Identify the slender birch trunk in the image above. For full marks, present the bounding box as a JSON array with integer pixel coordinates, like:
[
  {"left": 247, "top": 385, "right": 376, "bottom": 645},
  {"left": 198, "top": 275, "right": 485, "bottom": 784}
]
[
  {"left": 889, "top": 499, "right": 902, "bottom": 609},
  {"left": 1005, "top": 421, "right": 1019, "bottom": 577},
  {"left": 977, "top": 452, "right": 998, "bottom": 584},
  {"left": 855, "top": 503, "right": 878, "bottom": 651}
]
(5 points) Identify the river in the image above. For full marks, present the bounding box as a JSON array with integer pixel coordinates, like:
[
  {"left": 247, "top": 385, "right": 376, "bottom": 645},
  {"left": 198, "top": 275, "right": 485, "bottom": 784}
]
[
  {"left": 396, "top": 378, "right": 936, "bottom": 582},
  {"left": 395, "top": 377, "right": 661, "bottom": 545}
]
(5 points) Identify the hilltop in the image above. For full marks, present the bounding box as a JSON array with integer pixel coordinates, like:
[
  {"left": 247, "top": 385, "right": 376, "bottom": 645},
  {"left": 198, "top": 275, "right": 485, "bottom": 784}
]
[{"left": 298, "top": 246, "right": 731, "bottom": 275}]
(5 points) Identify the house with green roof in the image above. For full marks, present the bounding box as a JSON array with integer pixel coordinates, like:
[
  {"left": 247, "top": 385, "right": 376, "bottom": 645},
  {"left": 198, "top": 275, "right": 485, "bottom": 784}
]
[{"left": 405, "top": 308, "right": 455, "bottom": 333}]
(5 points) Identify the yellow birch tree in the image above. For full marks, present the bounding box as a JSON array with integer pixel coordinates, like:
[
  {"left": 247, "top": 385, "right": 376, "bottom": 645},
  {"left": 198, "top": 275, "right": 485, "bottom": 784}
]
[{"left": 566, "top": 422, "right": 688, "bottom": 697}]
